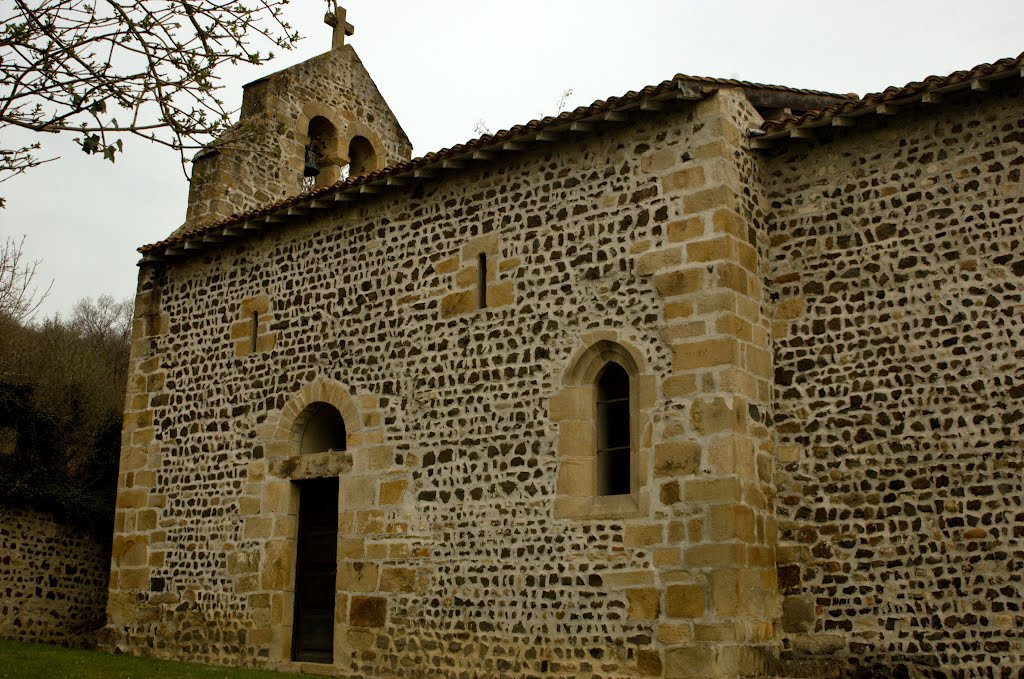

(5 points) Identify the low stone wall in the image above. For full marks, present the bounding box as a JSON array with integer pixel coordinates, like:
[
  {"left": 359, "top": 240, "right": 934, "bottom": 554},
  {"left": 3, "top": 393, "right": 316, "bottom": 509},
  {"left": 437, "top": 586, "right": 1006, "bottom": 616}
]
[{"left": 0, "top": 506, "right": 110, "bottom": 647}]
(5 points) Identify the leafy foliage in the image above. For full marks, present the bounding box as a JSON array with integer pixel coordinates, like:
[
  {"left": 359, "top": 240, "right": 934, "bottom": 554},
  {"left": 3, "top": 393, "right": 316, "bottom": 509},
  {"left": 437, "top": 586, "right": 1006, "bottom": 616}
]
[
  {"left": 0, "top": 295, "right": 132, "bottom": 540},
  {"left": 0, "top": 0, "right": 311, "bottom": 189}
]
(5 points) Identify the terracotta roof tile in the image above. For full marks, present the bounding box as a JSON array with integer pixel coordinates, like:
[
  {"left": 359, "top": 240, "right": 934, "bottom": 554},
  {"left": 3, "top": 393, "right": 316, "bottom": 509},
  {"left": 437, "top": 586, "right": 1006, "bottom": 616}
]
[
  {"left": 761, "top": 51, "right": 1024, "bottom": 134},
  {"left": 142, "top": 53, "right": 1022, "bottom": 255}
]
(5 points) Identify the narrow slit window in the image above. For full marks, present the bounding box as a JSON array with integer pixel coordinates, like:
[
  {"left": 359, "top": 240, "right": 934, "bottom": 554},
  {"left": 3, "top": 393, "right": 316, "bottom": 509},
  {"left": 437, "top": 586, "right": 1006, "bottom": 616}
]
[
  {"left": 596, "top": 362, "right": 631, "bottom": 496},
  {"left": 250, "top": 311, "right": 258, "bottom": 353},
  {"left": 478, "top": 253, "right": 488, "bottom": 309}
]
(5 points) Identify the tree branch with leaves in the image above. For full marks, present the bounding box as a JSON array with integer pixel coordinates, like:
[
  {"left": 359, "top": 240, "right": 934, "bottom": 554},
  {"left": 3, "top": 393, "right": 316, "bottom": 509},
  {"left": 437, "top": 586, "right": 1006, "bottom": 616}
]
[{"left": 0, "top": 0, "right": 312, "bottom": 201}]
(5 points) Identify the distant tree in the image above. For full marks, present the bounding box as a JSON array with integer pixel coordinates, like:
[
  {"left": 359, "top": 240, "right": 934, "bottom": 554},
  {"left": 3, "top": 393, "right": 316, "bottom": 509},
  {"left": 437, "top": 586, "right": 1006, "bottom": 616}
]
[
  {"left": 0, "top": 235, "right": 51, "bottom": 322},
  {"left": 0, "top": 293, "right": 133, "bottom": 539},
  {"left": 0, "top": 0, "right": 318, "bottom": 205}
]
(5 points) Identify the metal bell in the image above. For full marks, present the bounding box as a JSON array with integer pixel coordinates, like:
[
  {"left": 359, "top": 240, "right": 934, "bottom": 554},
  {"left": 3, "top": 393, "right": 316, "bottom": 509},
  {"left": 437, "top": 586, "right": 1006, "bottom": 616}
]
[{"left": 303, "top": 146, "right": 320, "bottom": 177}]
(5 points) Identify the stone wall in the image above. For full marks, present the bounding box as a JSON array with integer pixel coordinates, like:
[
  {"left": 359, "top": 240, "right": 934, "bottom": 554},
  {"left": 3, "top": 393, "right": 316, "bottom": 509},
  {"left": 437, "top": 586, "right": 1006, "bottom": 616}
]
[
  {"left": 764, "top": 81, "right": 1024, "bottom": 677},
  {"left": 106, "top": 91, "right": 786, "bottom": 678},
  {"left": 0, "top": 506, "right": 110, "bottom": 647}
]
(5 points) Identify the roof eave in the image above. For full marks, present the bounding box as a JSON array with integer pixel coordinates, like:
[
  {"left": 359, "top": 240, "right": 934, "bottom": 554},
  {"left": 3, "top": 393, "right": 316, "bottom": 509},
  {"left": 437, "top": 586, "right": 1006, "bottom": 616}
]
[
  {"left": 753, "top": 60, "right": 1024, "bottom": 148},
  {"left": 138, "top": 80, "right": 711, "bottom": 263}
]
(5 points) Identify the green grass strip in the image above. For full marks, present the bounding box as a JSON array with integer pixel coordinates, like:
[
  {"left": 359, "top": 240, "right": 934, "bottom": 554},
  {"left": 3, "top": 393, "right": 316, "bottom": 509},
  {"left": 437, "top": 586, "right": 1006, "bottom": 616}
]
[{"left": 0, "top": 640, "right": 307, "bottom": 679}]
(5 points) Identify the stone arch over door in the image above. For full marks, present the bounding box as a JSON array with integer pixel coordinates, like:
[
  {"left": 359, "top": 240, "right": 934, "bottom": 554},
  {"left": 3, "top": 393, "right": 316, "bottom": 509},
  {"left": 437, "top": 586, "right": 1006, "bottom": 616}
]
[
  {"left": 550, "top": 331, "right": 657, "bottom": 520},
  {"left": 247, "top": 378, "right": 415, "bottom": 669}
]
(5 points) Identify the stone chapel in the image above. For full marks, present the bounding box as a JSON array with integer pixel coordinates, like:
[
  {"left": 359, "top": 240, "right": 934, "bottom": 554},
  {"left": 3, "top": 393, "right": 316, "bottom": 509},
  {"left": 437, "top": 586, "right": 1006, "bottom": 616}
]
[{"left": 101, "top": 8, "right": 1024, "bottom": 678}]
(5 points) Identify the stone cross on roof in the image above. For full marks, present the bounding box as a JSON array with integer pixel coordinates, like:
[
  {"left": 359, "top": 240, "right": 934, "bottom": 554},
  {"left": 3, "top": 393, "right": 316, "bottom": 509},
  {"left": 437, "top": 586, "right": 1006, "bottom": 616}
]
[{"left": 324, "top": 6, "right": 355, "bottom": 50}]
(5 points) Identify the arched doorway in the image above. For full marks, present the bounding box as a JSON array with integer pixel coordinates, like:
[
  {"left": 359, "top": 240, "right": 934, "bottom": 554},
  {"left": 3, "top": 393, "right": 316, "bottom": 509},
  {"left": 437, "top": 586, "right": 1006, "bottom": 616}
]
[{"left": 290, "top": 402, "right": 346, "bottom": 663}]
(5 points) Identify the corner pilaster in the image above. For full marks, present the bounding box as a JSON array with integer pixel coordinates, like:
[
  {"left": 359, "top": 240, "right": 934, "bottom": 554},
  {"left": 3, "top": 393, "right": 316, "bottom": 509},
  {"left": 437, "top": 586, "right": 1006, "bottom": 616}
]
[{"left": 637, "top": 90, "right": 779, "bottom": 678}]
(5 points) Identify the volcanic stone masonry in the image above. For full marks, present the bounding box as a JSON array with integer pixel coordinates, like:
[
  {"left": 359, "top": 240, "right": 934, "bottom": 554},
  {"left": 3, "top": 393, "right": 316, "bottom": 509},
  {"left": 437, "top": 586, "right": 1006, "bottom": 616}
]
[
  {"left": 0, "top": 506, "right": 110, "bottom": 647},
  {"left": 100, "top": 20, "right": 1023, "bottom": 679}
]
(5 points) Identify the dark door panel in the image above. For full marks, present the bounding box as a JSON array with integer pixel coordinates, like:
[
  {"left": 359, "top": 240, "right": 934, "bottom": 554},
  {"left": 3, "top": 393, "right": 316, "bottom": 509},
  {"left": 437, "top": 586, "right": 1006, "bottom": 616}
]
[{"left": 291, "top": 477, "right": 339, "bottom": 663}]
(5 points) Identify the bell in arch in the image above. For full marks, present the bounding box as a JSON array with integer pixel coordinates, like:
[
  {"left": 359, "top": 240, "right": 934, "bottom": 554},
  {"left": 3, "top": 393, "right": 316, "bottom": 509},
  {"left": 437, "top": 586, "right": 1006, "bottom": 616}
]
[{"left": 303, "top": 145, "right": 321, "bottom": 178}]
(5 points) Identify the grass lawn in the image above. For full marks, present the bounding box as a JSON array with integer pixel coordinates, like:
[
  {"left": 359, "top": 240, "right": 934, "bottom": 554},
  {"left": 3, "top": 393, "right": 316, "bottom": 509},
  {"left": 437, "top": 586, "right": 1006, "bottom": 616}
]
[{"left": 0, "top": 639, "right": 306, "bottom": 679}]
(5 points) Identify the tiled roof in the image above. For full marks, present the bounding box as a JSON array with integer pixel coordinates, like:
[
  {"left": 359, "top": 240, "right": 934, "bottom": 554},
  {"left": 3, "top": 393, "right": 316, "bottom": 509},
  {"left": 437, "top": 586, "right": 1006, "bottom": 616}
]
[
  {"left": 759, "top": 51, "right": 1024, "bottom": 137},
  {"left": 140, "top": 74, "right": 849, "bottom": 255},
  {"left": 140, "top": 53, "right": 1022, "bottom": 258}
]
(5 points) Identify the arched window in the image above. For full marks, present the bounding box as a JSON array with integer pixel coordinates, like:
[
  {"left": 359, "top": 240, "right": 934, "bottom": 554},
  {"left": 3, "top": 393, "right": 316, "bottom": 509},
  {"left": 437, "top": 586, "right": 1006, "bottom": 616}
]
[
  {"left": 551, "top": 337, "right": 654, "bottom": 520},
  {"left": 596, "top": 362, "right": 631, "bottom": 496},
  {"left": 297, "top": 403, "right": 347, "bottom": 454},
  {"left": 346, "top": 135, "right": 377, "bottom": 178}
]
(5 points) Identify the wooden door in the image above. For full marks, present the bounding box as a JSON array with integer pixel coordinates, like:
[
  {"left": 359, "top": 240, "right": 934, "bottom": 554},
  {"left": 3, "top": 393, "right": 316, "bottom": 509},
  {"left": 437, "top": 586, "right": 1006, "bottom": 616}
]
[{"left": 291, "top": 477, "right": 339, "bottom": 663}]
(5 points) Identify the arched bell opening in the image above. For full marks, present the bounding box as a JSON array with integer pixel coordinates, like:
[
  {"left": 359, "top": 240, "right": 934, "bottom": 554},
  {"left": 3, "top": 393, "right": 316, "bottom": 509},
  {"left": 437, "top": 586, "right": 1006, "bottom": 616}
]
[
  {"left": 345, "top": 135, "right": 377, "bottom": 179},
  {"left": 303, "top": 116, "right": 341, "bottom": 190}
]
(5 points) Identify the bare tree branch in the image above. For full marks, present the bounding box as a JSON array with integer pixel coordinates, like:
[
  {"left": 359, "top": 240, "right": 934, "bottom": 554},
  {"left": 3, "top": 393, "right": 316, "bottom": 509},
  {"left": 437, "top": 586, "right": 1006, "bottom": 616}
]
[
  {"left": 1, "top": 0, "right": 318, "bottom": 200},
  {"left": 0, "top": 235, "right": 52, "bottom": 322}
]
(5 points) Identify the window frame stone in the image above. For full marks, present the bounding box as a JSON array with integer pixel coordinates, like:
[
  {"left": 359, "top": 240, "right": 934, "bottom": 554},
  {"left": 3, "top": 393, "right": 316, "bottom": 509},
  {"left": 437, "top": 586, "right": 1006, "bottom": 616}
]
[{"left": 551, "top": 334, "right": 655, "bottom": 520}]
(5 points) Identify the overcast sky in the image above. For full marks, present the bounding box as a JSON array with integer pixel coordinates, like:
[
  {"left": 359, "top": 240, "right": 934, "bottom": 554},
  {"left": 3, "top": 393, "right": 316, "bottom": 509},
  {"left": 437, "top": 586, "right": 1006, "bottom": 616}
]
[{"left": 3, "top": 0, "right": 1023, "bottom": 319}]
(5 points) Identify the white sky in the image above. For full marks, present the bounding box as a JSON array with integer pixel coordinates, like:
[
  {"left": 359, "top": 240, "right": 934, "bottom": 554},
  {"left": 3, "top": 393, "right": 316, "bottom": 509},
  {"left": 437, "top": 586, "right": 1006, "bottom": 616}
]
[{"left": 3, "top": 0, "right": 1022, "bottom": 319}]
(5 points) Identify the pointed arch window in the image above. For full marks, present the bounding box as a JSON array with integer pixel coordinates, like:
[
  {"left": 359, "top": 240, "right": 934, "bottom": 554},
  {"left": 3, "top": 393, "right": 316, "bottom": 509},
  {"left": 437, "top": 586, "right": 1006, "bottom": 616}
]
[{"left": 551, "top": 337, "right": 655, "bottom": 520}]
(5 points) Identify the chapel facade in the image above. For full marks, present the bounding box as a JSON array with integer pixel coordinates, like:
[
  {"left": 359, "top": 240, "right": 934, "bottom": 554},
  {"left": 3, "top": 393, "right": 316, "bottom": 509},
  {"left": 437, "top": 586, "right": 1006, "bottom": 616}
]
[{"left": 101, "top": 10, "right": 1024, "bottom": 678}]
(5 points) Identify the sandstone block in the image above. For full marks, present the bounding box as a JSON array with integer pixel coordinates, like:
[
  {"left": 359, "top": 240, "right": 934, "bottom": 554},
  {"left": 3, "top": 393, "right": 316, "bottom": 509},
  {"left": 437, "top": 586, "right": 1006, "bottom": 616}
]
[
  {"left": 461, "top": 231, "right": 500, "bottom": 259},
  {"left": 654, "top": 268, "right": 705, "bottom": 298},
  {"left": 684, "top": 542, "right": 745, "bottom": 568},
  {"left": 690, "top": 397, "right": 744, "bottom": 436},
  {"left": 672, "top": 338, "right": 739, "bottom": 372},
  {"left": 695, "top": 623, "right": 738, "bottom": 642},
  {"left": 663, "top": 165, "right": 706, "bottom": 192},
  {"left": 440, "top": 290, "right": 475, "bottom": 317},
  {"left": 665, "top": 300, "right": 694, "bottom": 320},
  {"left": 112, "top": 535, "right": 148, "bottom": 568},
  {"left": 684, "top": 477, "right": 742, "bottom": 503},
  {"left": 558, "top": 420, "right": 595, "bottom": 457},
  {"left": 261, "top": 541, "right": 292, "bottom": 590},
  {"left": 636, "top": 649, "right": 663, "bottom": 677},
  {"left": 626, "top": 588, "right": 660, "bottom": 620},
  {"left": 557, "top": 458, "right": 594, "bottom": 497},
  {"left": 434, "top": 255, "right": 459, "bottom": 275},
  {"left": 624, "top": 524, "right": 663, "bottom": 547},
  {"left": 663, "top": 374, "right": 698, "bottom": 398},
  {"left": 774, "top": 295, "right": 806, "bottom": 320},
  {"left": 455, "top": 264, "right": 479, "bottom": 288},
  {"left": 120, "top": 567, "right": 150, "bottom": 590},
  {"left": 256, "top": 333, "right": 277, "bottom": 353},
  {"left": 712, "top": 208, "right": 746, "bottom": 238},
  {"left": 549, "top": 386, "right": 591, "bottom": 421},
  {"left": 687, "top": 235, "right": 735, "bottom": 263},
  {"left": 656, "top": 622, "right": 693, "bottom": 645},
  {"left": 665, "top": 647, "right": 717, "bottom": 679},
  {"left": 380, "top": 567, "right": 416, "bottom": 593},
  {"left": 782, "top": 596, "right": 816, "bottom": 633},
  {"left": 488, "top": 280, "right": 514, "bottom": 308},
  {"left": 709, "top": 504, "right": 755, "bottom": 542},
  {"left": 668, "top": 216, "right": 706, "bottom": 242},
  {"left": 654, "top": 440, "right": 701, "bottom": 477},
  {"left": 637, "top": 247, "right": 683, "bottom": 276},
  {"left": 349, "top": 596, "right": 387, "bottom": 628},
  {"left": 710, "top": 569, "right": 738, "bottom": 617},
  {"left": 379, "top": 479, "right": 407, "bottom": 505},
  {"left": 681, "top": 184, "right": 736, "bottom": 213},
  {"left": 641, "top": 148, "right": 677, "bottom": 173},
  {"left": 665, "top": 583, "right": 705, "bottom": 618},
  {"left": 337, "top": 561, "right": 377, "bottom": 592}
]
